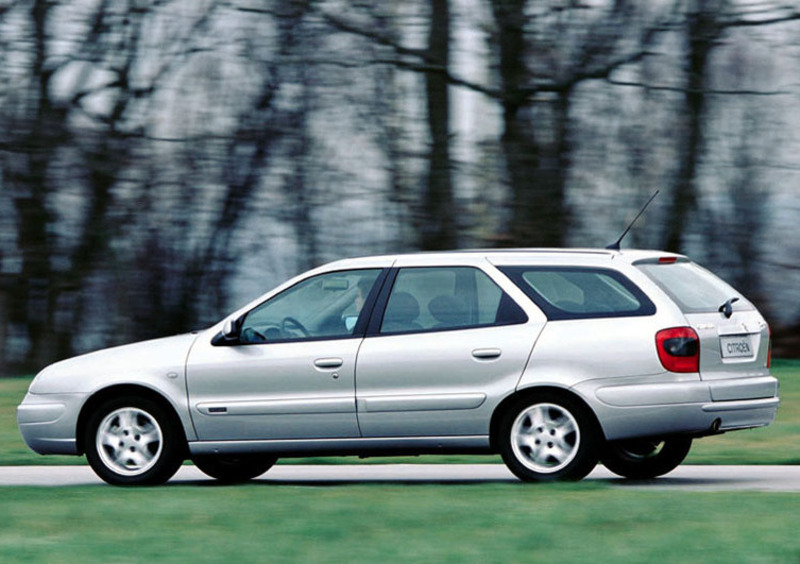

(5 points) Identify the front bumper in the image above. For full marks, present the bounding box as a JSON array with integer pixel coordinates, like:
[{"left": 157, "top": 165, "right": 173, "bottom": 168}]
[
  {"left": 576, "top": 375, "right": 779, "bottom": 441},
  {"left": 17, "top": 392, "right": 85, "bottom": 455}
]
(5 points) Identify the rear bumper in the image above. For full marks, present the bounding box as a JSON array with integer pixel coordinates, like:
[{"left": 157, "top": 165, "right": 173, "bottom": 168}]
[
  {"left": 17, "top": 392, "right": 84, "bottom": 455},
  {"left": 576, "top": 375, "right": 779, "bottom": 441},
  {"left": 701, "top": 396, "right": 780, "bottom": 432}
]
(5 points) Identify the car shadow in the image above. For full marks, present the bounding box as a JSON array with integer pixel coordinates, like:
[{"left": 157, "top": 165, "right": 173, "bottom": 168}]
[
  {"left": 168, "top": 475, "right": 764, "bottom": 490},
  {"left": 172, "top": 478, "right": 522, "bottom": 487},
  {"left": 603, "top": 476, "right": 763, "bottom": 489}
]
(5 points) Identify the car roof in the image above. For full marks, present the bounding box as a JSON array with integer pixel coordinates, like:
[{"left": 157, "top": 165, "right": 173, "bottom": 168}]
[{"left": 320, "top": 248, "right": 685, "bottom": 270}]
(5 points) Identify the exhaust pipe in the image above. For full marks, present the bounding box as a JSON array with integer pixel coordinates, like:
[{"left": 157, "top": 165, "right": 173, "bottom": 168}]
[{"left": 691, "top": 418, "right": 724, "bottom": 439}]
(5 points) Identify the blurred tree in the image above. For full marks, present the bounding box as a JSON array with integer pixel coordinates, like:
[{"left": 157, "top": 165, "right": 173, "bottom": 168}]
[
  {"left": 368, "top": 5, "right": 419, "bottom": 252},
  {"left": 421, "top": 0, "right": 457, "bottom": 250},
  {"left": 659, "top": 1, "right": 800, "bottom": 253},
  {"left": 2, "top": 0, "right": 124, "bottom": 365},
  {"left": 1, "top": 0, "right": 800, "bottom": 369},
  {"left": 0, "top": 0, "right": 299, "bottom": 366},
  {"left": 489, "top": 0, "right": 660, "bottom": 247},
  {"left": 662, "top": 0, "right": 727, "bottom": 253}
]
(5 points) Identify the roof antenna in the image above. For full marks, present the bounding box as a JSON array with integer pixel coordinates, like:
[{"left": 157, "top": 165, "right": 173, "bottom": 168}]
[{"left": 605, "top": 190, "right": 660, "bottom": 251}]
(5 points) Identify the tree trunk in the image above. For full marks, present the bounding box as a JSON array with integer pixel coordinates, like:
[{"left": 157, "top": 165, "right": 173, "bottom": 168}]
[
  {"left": 420, "top": 0, "right": 457, "bottom": 251},
  {"left": 663, "top": 1, "right": 723, "bottom": 253},
  {"left": 10, "top": 0, "right": 59, "bottom": 368},
  {"left": 491, "top": 0, "right": 569, "bottom": 248}
]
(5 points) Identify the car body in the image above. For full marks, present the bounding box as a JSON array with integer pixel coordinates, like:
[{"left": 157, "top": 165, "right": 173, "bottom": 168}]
[{"left": 18, "top": 249, "right": 779, "bottom": 485}]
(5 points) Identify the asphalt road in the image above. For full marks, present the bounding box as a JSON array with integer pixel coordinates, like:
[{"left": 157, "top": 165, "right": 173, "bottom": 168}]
[{"left": 1, "top": 464, "right": 799, "bottom": 491}]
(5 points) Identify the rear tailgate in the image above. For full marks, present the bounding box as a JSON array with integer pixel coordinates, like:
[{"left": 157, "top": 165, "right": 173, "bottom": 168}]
[
  {"left": 635, "top": 258, "right": 772, "bottom": 383},
  {"left": 685, "top": 311, "right": 770, "bottom": 381}
]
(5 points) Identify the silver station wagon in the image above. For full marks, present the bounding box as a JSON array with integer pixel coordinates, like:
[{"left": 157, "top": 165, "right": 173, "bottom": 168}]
[{"left": 18, "top": 249, "right": 779, "bottom": 485}]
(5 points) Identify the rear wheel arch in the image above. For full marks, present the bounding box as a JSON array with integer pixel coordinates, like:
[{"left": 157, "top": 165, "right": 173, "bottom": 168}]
[
  {"left": 492, "top": 386, "right": 604, "bottom": 481},
  {"left": 490, "top": 386, "right": 604, "bottom": 451},
  {"left": 76, "top": 384, "right": 188, "bottom": 457}
]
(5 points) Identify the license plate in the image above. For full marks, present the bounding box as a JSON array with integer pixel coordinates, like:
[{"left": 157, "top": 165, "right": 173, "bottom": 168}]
[{"left": 720, "top": 334, "right": 754, "bottom": 358}]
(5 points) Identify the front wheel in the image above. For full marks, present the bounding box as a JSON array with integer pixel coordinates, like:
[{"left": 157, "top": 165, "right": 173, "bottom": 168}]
[
  {"left": 601, "top": 437, "right": 692, "bottom": 479},
  {"left": 84, "top": 396, "right": 185, "bottom": 486},
  {"left": 498, "top": 393, "right": 600, "bottom": 482},
  {"left": 192, "top": 455, "right": 277, "bottom": 483}
]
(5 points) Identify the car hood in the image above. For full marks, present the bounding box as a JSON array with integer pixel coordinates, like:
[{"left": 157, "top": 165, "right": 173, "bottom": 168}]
[{"left": 29, "top": 333, "right": 201, "bottom": 394}]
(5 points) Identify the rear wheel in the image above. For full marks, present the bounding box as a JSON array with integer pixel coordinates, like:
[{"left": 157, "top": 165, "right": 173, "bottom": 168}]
[
  {"left": 84, "top": 396, "right": 184, "bottom": 486},
  {"left": 498, "top": 393, "right": 600, "bottom": 482},
  {"left": 192, "top": 455, "right": 277, "bottom": 483},
  {"left": 601, "top": 437, "right": 692, "bottom": 479}
]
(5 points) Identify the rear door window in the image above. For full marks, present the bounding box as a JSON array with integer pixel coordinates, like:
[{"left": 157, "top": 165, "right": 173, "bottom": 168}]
[
  {"left": 499, "top": 267, "right": 655, "bottom": 320},
  {"left": 378, "top": 267, "right": 528, "bottom": 334}
]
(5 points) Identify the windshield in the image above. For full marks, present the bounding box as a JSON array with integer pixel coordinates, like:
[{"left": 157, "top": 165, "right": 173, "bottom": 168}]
[{"left": 635, "top": 260, "right": 753, "bottom": 314}]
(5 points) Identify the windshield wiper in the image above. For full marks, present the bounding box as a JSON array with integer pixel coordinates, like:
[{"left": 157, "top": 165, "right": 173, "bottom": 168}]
[{"left": 719, "top": 297, "right": 740, "bottom": 318}]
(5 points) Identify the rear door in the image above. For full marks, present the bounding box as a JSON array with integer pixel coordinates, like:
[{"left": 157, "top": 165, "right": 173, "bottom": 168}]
[
  {"left": 636, "top": 259, "right": 770, "bottom": 381},
  {"left": 354, "top": 262, "right": 545, "bottom": 438}
]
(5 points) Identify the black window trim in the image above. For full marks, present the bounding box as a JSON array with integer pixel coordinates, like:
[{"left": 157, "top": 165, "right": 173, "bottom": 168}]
[{"left": 498, "top": 265, "right": 656, "bottom": 321}]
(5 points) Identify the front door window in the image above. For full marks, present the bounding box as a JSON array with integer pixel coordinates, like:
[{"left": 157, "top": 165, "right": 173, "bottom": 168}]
[{"left": 240, "top": 269, "right": 381, "bottom": 343}]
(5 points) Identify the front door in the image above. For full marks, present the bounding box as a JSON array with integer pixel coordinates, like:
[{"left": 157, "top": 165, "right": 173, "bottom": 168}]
[{"left": 186, "top": 268, "right": 384, "bottom": 441}]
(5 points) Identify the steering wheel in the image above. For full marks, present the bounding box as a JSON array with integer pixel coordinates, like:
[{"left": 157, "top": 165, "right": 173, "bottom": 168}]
[
  {"left": 281, "top": 316, "right": 310, "bottom": 338},
  {"left": 240, "top": 327, "right": 267, "bottom": 344}
]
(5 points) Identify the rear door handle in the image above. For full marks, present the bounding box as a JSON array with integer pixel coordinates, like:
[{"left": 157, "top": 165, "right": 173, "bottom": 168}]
[
  {"left": 472, "top": 348, "right": 502, "bottom": 360},
  {"left": 314, "top": 358, "right": 343, "bottom": 369}
]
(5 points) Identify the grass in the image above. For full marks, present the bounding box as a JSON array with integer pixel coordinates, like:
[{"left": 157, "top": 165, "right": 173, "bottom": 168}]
[
  {"left": 0, "top": 483, "right": 798, "bottom": 563},
  {"left": 1, "top": 359, "right": 798, "bottom": 466},
  {"left": 1, "top": 365, "right": 799, "bottom": 563}
]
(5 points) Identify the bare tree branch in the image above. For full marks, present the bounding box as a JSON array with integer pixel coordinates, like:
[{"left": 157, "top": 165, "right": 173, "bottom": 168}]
[
  {"left": 317, "top": 8, "right": 506, "bottom": 101},
  {"left": 313, "top": 2, "right": 677, "bottom": 103},
  {"left": 723, "top": 10, "right": 800, "bottom": 27},
  {"left": 310, "top": 0, "right": 800, "bottom": 106},
  {"left": 606, "top": 78, "right": 793, "bottom": 96},
  {"left": 373, "top": 58, "right": 503, "bottom": 99}
]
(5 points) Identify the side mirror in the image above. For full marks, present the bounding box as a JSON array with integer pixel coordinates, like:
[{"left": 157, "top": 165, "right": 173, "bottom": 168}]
[
  {"left": 222, "top": 317, "right": 239, "bottom": 340},
  {"left": 212, "top": 316, "right": 242, "bottom": 346}
]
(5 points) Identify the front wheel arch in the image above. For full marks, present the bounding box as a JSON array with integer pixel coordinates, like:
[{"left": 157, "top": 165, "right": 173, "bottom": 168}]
[{"left": 76, "top": 385, "right": 188, "bottom": 458}]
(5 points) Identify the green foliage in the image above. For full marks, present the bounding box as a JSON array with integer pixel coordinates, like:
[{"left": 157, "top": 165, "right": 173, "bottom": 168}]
[
  {"left": 0, "top": 484, "right": 798, "bottom": 563},
  {"left": 1, "top": 364, "right": 799, "bottom": 563}
]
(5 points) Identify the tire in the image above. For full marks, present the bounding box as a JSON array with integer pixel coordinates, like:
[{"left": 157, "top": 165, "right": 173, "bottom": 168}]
[
  {"left": 498, "top": 393, "right": 600, "bottom": 482},
  {"left": 601, "top": 437, "right": 692, "bottom": 479},
  {"left": 84, "top": 396, "right": 185, "bottom": 486},
  {"left": 192, "top": 455, "right": 277, "bottom": 483}
]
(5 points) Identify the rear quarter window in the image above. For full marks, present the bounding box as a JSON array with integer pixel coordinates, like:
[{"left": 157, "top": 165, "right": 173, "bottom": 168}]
[{"left": 499, "top": 266, "right": 656, "bottom": 321}]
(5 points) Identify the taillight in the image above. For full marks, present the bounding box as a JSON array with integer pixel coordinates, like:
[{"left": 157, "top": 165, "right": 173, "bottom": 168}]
[
  {"left": 767, "top": 324, "right": 772, "bottom": 369},
  {"left": 656, "top": 327, "right": 699, "bottom": 373}
]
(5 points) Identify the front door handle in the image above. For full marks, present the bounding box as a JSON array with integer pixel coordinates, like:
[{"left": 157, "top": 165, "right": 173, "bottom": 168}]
[
  {"left": 472, "top": 348, "right": 502, "bottom": 360},
  {"left": 314, "top": 358, "right": 343, "bottom": 369}
]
